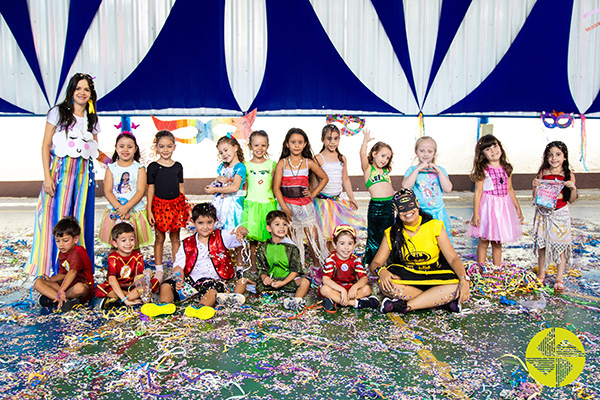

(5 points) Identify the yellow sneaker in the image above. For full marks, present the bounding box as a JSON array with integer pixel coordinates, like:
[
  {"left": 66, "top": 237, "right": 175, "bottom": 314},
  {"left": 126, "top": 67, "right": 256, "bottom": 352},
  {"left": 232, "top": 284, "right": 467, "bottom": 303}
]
[
  {"left": 141, "top": 303, "right": 176, "bottom": 317},
  {"left": 184, "top": 305, "right": 215, "bottom": 320}
]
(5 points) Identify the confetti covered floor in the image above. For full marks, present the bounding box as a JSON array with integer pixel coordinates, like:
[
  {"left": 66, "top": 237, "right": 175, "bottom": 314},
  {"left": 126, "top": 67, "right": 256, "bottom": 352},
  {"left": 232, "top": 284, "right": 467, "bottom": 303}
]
[{"left": 0, "top": 193, "right": 599, "bottom": 399}]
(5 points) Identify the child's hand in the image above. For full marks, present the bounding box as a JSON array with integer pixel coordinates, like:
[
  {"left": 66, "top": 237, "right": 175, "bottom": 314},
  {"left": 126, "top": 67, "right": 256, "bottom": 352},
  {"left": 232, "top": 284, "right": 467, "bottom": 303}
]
[
  {"left": 282, "top": 206, "right": 293, "bottom": 222},
  {"left": 532, "top": 178, "right": 541, "bottom": 187},
  {"left": 124, "top": 298, "right": 142, "bottom": 306},
  {"left": 348, "top": 286, "right": 358, "bottom": 300},
  {"left": 175, "top": 281, "right": 184, "bottom": 290},
  {"left": 233, "top": 226, "right": 248, "bottom": 241},
  {"left": 470, "top": 216, "right": 480, "bottom": 227},
  {"left": 116, "top": 205, "right": 130, "bottom": 218},
  {"left": 216, "top": 176, "right": 229, "bottom": 184},
  {"left": 416, "top": 162, "right": 430, "bottom": 171},
  {"left": 262, "top": 276, "right": 273, "bottom": 286},
  {"left": 41, "top": 274, "right": 50, "bottom": 281},
  {"left": 204, "top": 185, "right": 216, "bottom": 194},
  {"left": 518, "top": 210, "right": 524, "bottom": 223},
  {"left": 308, "top": 190, "right": 319, "bottom": 200},
  {"left": 148, "top": 211, "right": 155, "bottom": 226},
  {"left": 362, "top": 129, "right": 374, "bottom": 144},
  {"left": 339, "top": 289, "right": 349, "bottom": 306},
  {"left": 564, "top": 180, "right": 576, "bottom": 190},
  {"left": 271, "top": 280, "right": 283, "bottom": 289},
  {"left": 349, "top": 198, "right": 359, "bottom": 211},
  {"left": 429, "top": 163, "right": 442, "bottom": 174},
  {"left": 56, "top": 290, "right": 66, "bottom": 309}
]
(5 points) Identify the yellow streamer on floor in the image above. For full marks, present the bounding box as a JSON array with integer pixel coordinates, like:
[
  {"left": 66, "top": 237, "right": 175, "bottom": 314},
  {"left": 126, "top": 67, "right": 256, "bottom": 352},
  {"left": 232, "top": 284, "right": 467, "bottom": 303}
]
[{"left": 388, "top": 314, "right": 468, "bottom": 399}]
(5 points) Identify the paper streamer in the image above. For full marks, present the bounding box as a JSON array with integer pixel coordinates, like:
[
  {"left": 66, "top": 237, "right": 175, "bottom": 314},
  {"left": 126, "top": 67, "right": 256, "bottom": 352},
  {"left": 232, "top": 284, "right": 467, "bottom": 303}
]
[
  {"left": 152, "top": 109, "right": 257, "bottom": 144},
  {"left": 580, "top": 114, "right": 589, "bottom": 171},
  {"left": 418, "top": 112, "right": 424, "bottom": 137}
]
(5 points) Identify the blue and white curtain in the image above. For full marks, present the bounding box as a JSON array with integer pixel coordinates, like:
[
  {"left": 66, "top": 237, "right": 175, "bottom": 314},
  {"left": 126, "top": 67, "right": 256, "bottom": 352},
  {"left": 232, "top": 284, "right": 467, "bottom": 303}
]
[{"left": 1, "top": 0, "right": 599, "bottom": 116}]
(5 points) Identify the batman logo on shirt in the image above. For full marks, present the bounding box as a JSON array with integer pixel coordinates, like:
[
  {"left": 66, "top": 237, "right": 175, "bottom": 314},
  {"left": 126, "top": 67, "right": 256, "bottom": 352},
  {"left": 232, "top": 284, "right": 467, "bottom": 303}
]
[{"left": 406, "top": 251, "right": 431, "bottom": 263}]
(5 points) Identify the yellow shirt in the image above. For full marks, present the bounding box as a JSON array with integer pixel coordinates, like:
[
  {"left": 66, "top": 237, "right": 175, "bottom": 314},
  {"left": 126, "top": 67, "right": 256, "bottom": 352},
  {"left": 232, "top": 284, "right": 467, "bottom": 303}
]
[{"left": 385, "top": 219, "right": 444, "bottom": 269}]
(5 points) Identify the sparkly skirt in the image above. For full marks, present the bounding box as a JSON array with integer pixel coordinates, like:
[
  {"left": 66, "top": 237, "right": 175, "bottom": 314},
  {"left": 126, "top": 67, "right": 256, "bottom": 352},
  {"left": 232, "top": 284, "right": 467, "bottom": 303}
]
[
  {"left": 314, "top": 194, "right": 366, "bottom": 241},
  {"left": 363, "top": 199, "right": 395, "bottom": 267},
  {"left": 98, "top": 208, "right": 153, "bottom": 248}
]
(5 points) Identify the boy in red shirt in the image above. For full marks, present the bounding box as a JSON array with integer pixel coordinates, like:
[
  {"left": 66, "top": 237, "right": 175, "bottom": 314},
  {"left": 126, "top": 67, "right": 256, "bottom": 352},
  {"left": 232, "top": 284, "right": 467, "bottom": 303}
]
[
  {"left": 33, "top": 216, "right": 94, "bottom": 312},
  {"left": 320, "top": 225, "right": 379, "bottom": 312},
  {"left": 142, "top": 203, "right": 247, "bottom": 320},
  {"left": 96, "top": 222, "right": 159, "bottom": 308}
]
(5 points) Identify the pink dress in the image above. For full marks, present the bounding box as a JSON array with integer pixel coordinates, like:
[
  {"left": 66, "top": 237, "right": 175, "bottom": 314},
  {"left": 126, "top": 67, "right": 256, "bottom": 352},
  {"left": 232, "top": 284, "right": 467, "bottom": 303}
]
[{"left": 467, "top": 166, "right": 522, "bottom": 243}]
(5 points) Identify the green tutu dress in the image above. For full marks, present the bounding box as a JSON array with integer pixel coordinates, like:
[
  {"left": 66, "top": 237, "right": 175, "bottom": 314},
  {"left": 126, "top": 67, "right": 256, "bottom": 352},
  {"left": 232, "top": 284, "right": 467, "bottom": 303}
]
[{"left": 242, "top": 160, "right": 277, "bottom": 241}]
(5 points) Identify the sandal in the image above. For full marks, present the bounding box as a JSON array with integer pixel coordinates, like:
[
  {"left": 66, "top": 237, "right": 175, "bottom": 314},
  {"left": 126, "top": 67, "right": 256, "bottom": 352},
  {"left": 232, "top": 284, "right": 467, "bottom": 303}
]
[{"left": 553, "top": 280, "right": 565, "bottom": 292}]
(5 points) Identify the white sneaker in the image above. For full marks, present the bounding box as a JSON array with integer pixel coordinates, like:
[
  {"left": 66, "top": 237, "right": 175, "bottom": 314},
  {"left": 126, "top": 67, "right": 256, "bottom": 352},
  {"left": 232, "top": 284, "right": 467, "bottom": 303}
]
[
  {"left": 216, "top": 293, "right": 246, "bottom": 307},
  {"left": 283, "top": 297, "right": 306, "bottom": 311}
]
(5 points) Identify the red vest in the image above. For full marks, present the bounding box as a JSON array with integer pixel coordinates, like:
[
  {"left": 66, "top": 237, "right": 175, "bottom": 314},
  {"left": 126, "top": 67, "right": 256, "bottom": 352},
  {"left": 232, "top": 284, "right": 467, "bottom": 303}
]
[{"left": 182, "top": 231, "right": 234, "bottom": 280}]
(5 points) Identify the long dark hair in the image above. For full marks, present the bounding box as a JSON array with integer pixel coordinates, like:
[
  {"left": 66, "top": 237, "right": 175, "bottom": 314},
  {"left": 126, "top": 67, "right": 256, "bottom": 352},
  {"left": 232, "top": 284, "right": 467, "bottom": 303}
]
[
  {"left": 279, "top": 128, "right": 314, "bottom": 160},
  {"left": 320, "top": 124, "right": 344, "bottom": 164},
  {"left": 388, "top": 209, "right": 433, "bottom": 264},
  {"left": 53, "top": 73, "right": 98, "bottom": 134},
  {"left": 537, "top": 141, "right": 572, "bottom": 201},
  {"left": 470, "top": 135, "right": 513, "bottom": 182},
  {"left": 111, "top": 133, "right": 141, "bottom": 162}
]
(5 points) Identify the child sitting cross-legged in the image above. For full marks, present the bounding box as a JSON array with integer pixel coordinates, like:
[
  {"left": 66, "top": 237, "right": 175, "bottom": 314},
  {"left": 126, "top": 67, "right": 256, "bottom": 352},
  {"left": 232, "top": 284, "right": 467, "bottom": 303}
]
[
  {"left": 143, "top": 203, "right": 247, "bottom": 320},
  {"left": 319, "top": 225, "right": 380, "bottom": 313},
  {"left": 33, "top": 216, "right": 94, "bottom": 312},
  {"left": 234, "top": 210, "right": 310, "bottom": 311},
  {"left": 96, "top": 222, "right": 160, "bottom": 309}
]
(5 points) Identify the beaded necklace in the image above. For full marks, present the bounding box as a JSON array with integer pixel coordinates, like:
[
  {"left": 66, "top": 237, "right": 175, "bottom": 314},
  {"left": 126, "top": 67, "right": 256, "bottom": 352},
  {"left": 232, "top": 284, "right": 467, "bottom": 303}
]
[{"left": 287, "top": 157, "right": 303, "bottom": 178}]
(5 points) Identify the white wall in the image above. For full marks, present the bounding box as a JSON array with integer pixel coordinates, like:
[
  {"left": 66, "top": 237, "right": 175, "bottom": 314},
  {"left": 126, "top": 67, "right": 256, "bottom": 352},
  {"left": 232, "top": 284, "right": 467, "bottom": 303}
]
[{"left": 2, "top": 115, "right": 598, "bottom": 183}]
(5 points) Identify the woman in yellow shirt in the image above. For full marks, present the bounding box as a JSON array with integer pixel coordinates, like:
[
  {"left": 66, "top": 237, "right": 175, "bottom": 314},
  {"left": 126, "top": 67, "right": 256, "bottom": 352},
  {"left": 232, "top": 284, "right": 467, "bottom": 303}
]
[{"left": 369, "top": 189, "right": 470, "bottom": 314}]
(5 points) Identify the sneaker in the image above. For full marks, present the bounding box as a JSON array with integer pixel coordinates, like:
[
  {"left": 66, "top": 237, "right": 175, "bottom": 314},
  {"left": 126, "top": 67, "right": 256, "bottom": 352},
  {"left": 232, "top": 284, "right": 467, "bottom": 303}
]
[
  {"left": 39, "top": 295, "right": 54, "bottom": 308},
  {"left": 283, "top": 297, "right": 306, "bottom": 311},
  {"left": 216, "top": 293, "right": 246, "bottom": 307},
  {"left": 380, "top": 298, "right": 408, "bottom": 314},
  {"left": 60, "top": 298, "right": 79, "bottom": 313},
  {"left": 184, "top": 305, "right": 215, "bottom": 320},
  {"left": 322, "top": 298, "right": 336, "bottom": 313},
  {"left": 141, "top": 303, "right": 176, "bottom": 317},
  {"left": 439, "top": 299, "right": 462, "bottom": 313},
  {"left": 357, "top": 295, "right": 380, "bottom": 310},
  {"left": 99, "top": 297, "right": 120, "bottom": 310}
]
